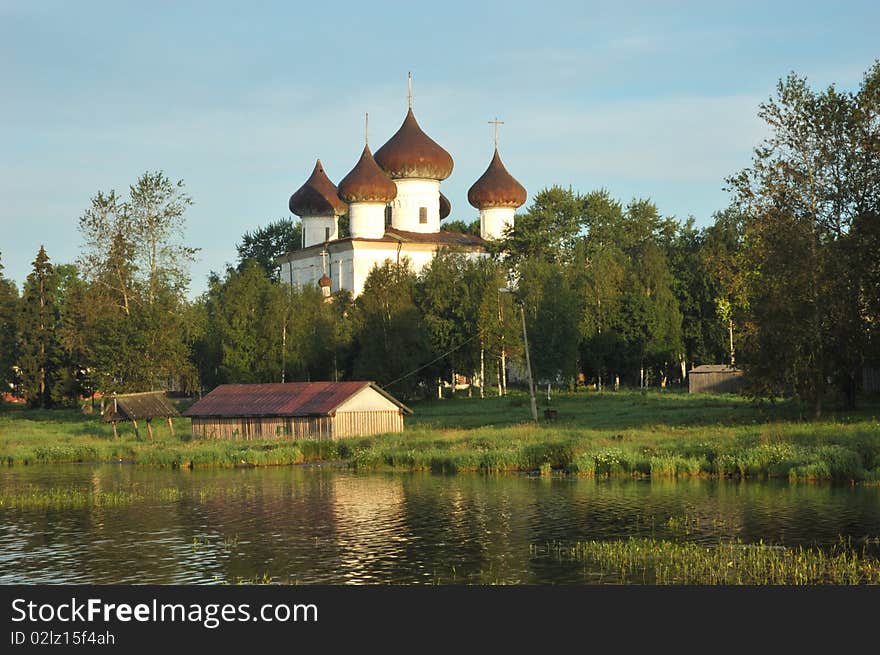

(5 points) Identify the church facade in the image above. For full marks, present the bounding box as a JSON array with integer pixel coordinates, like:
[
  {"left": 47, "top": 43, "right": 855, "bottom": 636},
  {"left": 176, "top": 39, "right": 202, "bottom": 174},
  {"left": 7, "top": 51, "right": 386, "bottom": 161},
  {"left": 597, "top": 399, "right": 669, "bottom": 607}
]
[{"left": 277, "top": 83, "right": 527, "bottom": 298}]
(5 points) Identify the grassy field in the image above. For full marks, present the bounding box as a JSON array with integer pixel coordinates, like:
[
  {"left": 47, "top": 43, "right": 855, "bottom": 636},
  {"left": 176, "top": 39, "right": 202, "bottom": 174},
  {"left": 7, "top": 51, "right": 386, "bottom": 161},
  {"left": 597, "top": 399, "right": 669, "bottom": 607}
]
[{"left": 1, "top": 390, "right": 879, "bottom": 481}]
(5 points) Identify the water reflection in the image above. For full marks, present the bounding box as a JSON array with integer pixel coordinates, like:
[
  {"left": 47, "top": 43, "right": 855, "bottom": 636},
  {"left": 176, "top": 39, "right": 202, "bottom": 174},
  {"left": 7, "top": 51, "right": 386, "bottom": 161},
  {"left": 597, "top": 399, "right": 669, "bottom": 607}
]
[{"left": 0, "top": 465, "right": 878, "bottom": 584}]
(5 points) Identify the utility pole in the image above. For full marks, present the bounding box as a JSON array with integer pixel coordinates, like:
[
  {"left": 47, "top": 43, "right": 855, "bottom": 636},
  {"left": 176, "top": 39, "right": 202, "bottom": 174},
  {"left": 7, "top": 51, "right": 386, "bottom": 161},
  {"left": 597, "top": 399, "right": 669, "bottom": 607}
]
[
  {"left": 500, "top": 286, "right": 538, "bottom": 423},
  {"left": 518, "top": 301, "right": 539, "bottom": 423}
]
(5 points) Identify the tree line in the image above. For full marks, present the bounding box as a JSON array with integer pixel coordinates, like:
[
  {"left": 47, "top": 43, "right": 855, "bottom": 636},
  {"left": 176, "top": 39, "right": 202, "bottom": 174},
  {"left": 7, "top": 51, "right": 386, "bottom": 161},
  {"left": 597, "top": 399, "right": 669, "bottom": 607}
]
[{"left": 0, "top": 63, "right": 877, "bottom": 416}]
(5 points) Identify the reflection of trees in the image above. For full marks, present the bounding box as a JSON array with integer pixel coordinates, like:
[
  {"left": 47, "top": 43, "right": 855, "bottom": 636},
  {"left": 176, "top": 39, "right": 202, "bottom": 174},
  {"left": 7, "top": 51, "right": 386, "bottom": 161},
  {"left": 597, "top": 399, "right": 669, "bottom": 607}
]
[{"left": 2, "top": 466, "right": 880, "bottom": 584}]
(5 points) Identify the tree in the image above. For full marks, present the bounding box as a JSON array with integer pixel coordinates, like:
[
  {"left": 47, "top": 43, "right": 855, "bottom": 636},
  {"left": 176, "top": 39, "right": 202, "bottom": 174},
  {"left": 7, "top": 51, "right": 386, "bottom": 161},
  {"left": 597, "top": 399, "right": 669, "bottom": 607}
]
[
  {"left": 77, "top": 172, "right": 197, "bottom": 391},
  {"left": 237, "top": 218, "right": 302, "bottom": 280},
  {"left": 518, "top": 257, "right": 580, "bottom": 384},
  {"left": 0, "top": 254, "right": 19, "bottom": 394},
  {"left": 351, "top": 260, "right": 433, "bottom": 399},
  {"left": 728, "top": 63, "right": 880, "bottom": 415},
  {"left": 17, "top": 246, "right": 60, "bottom": 407},
  {"left": 443, "top": 219, "right": 480, "bottom": 236},
  {"left": 495, "top": 186, "right": 585, "bottom": 264}
]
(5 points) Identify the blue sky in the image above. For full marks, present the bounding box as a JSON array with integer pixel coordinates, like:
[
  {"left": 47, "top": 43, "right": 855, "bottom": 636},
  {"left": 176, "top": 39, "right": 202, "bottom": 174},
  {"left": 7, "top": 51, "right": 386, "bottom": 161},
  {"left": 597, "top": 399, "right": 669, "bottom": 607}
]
[{"left": 1, "top": 1, "right": 877, "bottom": 295}]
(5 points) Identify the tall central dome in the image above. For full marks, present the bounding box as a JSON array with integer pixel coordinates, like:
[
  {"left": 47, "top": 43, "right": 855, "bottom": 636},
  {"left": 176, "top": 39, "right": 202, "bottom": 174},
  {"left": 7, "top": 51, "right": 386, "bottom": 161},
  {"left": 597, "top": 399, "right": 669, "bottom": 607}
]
[{"left": 374, "top": 108, "right": 454, "bottom": 181}]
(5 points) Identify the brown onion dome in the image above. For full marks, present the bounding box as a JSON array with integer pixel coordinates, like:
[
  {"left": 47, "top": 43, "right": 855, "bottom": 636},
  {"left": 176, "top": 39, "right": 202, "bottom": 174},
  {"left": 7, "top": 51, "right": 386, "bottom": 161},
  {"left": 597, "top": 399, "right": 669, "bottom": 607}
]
[
  {"left": 318, "top": 274, "right": 332, "bottom": 288},
  {"left": 289, "top": 159, "right": 347, "bottom": 217},
  {"left": 337, "top": 145, "right": 398, "bottom": 204},
  {"left": 439, "top": 192, "right": 451, "bottom": 219},
  {"left": 374, "top": 108, "right": 454, "bottom": 180},
  {"left": 467, "top": 149, "right": 527, "bottom": 210}
]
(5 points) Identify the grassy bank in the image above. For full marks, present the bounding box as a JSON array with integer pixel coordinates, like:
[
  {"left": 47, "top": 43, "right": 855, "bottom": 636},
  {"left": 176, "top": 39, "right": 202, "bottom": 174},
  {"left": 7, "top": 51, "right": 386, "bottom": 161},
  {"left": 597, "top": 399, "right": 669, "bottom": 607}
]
[
  {"left": 536, "top": 537, "right": 880, "bottom": 584},
  {"left": 2, "top": 391, "right": 879, "bottom": 482}
]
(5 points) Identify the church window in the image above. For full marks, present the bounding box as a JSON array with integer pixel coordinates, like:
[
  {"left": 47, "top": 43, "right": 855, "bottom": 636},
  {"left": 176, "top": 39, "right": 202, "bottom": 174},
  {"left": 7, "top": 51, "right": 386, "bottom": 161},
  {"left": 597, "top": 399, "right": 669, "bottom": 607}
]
[
  {"left": 325, "top": 227, "right": 330, "bottom": 241},
  {"left": 385, "top": 206, "right": 392, "bottom": 225},
  {"left": 419, "top": 207, "right": 427, "bottom": 223}
]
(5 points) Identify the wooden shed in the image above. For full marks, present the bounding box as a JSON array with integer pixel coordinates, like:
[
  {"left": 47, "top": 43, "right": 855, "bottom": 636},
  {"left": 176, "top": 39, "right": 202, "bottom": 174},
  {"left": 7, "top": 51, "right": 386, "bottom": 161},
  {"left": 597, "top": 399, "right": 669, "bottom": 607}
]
[
  {"left": 102, "top": 391, "right": 180, "bottom": 438},
  {"left": 864, "top": 366, "right": 880, "bottom": 394},
  {"left": 688, "top": 365, "right": 745, "bottom": 394},
  {"left": 182, "top": 381, "right": 412, "bottom": 441}
]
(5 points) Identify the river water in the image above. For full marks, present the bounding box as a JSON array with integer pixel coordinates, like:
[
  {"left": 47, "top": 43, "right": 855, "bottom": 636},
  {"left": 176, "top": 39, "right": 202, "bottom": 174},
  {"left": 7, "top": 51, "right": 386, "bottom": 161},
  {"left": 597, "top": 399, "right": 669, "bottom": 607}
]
[{"left": 1, "top": 464, "right": 878, "bottom": 584}]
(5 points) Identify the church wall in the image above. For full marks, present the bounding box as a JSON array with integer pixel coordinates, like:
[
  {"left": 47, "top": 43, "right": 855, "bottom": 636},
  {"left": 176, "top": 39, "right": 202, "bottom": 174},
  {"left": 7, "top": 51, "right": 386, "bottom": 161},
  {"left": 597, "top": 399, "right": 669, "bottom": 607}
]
[
  {"left": 302, "top": 215, "right": 339, "bottom": 248},
  {"left": 390, "top": 179, "right": 441, "bottom": 233},
  {"left": 281, "top": 241, "right": 486, "bottom": 298},
  {"left": 480, "top": 207, "right": 515, "bottom": 241},
  {"left": 349, "top": 203, "right": 387, "bottom": 239}
]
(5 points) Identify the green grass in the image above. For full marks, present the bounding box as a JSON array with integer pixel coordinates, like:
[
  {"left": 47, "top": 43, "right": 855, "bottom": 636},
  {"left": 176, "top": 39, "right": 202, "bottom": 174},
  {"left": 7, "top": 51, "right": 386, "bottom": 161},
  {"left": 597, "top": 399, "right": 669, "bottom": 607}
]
[
  {"left": 536, "top": 537, "right": 880, "bottom": 584},
  {"left": 2, "top": 391, "right": 880, "bottom": 482}
]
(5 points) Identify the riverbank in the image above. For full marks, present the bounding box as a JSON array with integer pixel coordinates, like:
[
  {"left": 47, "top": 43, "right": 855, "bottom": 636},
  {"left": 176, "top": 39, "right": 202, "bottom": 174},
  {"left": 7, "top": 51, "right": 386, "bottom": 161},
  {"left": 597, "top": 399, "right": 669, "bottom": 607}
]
[{"left": 1, "top": 391, "right": 879, "bottom": 482}]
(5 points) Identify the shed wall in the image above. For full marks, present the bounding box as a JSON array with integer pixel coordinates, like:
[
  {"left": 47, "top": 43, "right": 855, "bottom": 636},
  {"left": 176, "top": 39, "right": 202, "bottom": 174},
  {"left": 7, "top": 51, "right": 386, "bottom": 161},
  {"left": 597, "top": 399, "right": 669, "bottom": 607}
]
[
  {"left": 333, "top": 410, "right": 404, "bottom": 438},
  {"left": 864, "top": 367, "right": 880, "bottom": 394},
  {"left": 689, "top": 371, "right": 745, "bottom": 394},
  {"left": 190, "top": 416, "right": 333, "bottom": 441}
]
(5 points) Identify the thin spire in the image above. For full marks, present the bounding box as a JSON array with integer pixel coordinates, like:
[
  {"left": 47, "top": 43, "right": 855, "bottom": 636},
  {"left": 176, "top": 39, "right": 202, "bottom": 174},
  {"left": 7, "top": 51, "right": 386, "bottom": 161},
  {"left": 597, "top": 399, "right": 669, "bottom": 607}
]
[
  {"left": 365, "top": 112, "right": 369, "bottom": 147},
  {"left": 489, "top": 116, "right": 504, "bottom": 149},
  {"left": 407, "top": 72, "right": 413, "bottom": 109}
]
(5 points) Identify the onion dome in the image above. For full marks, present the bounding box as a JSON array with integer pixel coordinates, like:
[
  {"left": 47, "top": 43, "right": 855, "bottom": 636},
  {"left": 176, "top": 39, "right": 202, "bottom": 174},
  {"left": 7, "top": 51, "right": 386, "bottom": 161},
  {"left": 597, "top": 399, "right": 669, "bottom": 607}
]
[
  {"left": 337, "top": 145, "right": 398, "bottom": 204},
  {"left": 439, "top": 192, "right": 451, "bottom": 220},
  {"left": 289, "top": 160, "right": 347, "bottom": 217},
  {"left": 374, "top": 109, "right": 454, "bottom": 180},
  {"left": 467, "top": 149, "right": 527, "bottom": 209},
  {"left": 318, "top": 274, "right": 332, "bottom": 289}
]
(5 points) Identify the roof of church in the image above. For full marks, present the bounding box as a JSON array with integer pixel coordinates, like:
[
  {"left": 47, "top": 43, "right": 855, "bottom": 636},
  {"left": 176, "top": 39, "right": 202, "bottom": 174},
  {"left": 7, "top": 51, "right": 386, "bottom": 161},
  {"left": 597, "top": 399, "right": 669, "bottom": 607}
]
[
  {"left": 467, "top": 148, "right": 527, "bottom": 210},
  {"left": 288, "top": 159, "right": 347, "bottom": 217},
  {"left": 439, "top": 192, "right": 451, "bottom": 219},
  {"left": 374, "top": 108, "right": 454, "bottom": 180},
  {"left": 279, "top": 229, "right": 486, "bottom": 261},
  {"left": 337, "top": 145, "right": 398, "bottom": 204}
]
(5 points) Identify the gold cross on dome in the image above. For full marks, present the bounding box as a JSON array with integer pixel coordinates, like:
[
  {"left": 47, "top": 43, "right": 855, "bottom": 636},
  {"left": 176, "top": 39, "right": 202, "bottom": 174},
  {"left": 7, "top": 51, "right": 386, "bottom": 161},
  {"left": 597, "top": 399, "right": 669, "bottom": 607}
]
[{"left": 488, "top": 117, "right": 504, "bottom": 148}]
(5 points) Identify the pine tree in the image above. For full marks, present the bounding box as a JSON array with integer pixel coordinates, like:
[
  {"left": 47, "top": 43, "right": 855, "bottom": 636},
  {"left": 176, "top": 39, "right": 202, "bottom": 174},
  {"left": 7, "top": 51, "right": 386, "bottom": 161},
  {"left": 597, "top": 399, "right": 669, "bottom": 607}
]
[
  {"left": 17, "top": 246, "right": 60, "bottom": 407},
  {"left": 0, "top": 253, "right": 20, "bottom": 395}
]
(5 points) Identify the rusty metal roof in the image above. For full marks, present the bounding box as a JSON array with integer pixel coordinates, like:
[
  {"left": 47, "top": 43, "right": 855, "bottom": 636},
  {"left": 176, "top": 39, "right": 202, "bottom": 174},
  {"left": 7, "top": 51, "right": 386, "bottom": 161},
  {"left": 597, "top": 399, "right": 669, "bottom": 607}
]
[
  {"left": 337, "top": 145, "right": 398, "bottom": 204},
  {"left": 468, "top": 148, "right": 527, "bottom": 210},
  {"left": 384, "top": 227, "right": 486, "bottom": 247},
  {"left": 102, "top": 391, "right": 180, "bottom": 422},
  {"left": 374, "top": 108, "right": 454, "bottom": 180},
  {"left": 182, "top": 382, "right": 412, "bottom": 418},
  {"left": 289, "top": 159, "right": 347, "bottom": 217}
]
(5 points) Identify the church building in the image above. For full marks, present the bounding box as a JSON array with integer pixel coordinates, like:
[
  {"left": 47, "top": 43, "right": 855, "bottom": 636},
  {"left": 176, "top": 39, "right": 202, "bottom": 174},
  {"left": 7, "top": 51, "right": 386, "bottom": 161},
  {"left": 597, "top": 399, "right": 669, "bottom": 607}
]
[{"left": 277, "top": 79, "right": 527, "bottom": 298}]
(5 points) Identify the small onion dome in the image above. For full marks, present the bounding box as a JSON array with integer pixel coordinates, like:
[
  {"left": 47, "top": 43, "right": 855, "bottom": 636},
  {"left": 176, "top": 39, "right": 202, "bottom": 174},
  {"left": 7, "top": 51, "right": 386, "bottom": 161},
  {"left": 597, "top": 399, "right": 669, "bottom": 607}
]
[
  {"left": 337, "top": 145, "right": 398, "bottom": 204},
  {"left": 289, "top": 159, "right": 347, "bottom": 217},
  {"left": 374, "top": 108, "right": 454, "bottom": 180},
  {"left": 467, "top": 149, "right": 527, "bottom": 210},
  {"left": 318, "top": 274, "right": 332, "bottom": 289},
  {"left": 439, "top": 192, "right": 451, "bottom": 219}
]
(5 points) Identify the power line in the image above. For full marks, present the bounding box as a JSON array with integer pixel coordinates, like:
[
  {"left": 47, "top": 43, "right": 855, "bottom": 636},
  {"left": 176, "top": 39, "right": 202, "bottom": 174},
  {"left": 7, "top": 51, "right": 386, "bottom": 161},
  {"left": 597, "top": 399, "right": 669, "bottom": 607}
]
[{"left": 381, "top": 334, "right": 480, "bottom": 390}]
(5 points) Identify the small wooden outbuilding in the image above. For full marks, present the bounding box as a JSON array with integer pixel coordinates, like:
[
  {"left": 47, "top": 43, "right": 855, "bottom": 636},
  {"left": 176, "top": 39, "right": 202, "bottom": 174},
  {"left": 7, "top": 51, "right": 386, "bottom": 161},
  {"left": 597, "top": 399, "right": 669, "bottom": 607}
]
[
  {"left": 182, "top": 381, "right": 412, "bottom": 441},
  {"left": 688, "top": 365, "right": 745, "bottom": 394},
  {"left": 102, "top": 391, "right": 180, "bottom": 438}
]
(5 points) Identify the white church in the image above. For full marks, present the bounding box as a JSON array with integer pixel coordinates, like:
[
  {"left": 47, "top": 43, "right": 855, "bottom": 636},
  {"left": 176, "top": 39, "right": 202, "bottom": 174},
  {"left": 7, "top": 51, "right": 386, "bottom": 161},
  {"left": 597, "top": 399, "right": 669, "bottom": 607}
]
[{"left": 277, "top": 80, "right": 528, "bottom": 298}]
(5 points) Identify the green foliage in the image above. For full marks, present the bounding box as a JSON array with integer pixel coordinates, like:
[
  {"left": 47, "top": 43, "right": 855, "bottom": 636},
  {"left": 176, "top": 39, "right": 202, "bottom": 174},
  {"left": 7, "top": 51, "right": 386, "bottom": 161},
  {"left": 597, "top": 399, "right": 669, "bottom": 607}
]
[
  {"left": 495, "top": 185, "right": 586, "bottom": 264},
  {"left": 442, "top": 219, "right": 480, "bottom": 235},
  {"left": 351, "top": 259, "right": 433, "bottom": 399},
  {"left": 0, "top": 253, "right": 18, "bottom": 392},
  {"left": 16, "top": 246, "right": 61, "bottom": 407},
  {"left": 728, "top": 62, "right": 880, "bottom": 415},
  {"left": 236, "top": 218, "right": 302, "bottom": 280},
  {"left": 71, "top": 172, "right": 198, "bottom": 392},
  {"left": 193, "top": 261, "right": 349, "bottom": 387}
]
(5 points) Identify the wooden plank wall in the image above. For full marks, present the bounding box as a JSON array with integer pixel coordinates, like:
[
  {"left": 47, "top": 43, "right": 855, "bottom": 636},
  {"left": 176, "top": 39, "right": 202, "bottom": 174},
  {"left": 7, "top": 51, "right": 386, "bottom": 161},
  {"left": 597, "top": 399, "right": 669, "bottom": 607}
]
[
  {"left": 191, "top": 416, "right": 334, "bottom": 441},
  {"left": 333, "top": 411, "right": 403, "bottom": 438},
  {"left": 190, "top": 411, "right": 404, "bottom": 440},
  {"left": 689, "top": 371, "right": 745, "bottom": 394},
  {"left": 864, "top": 367, "right": 880, "bottom": 394}
]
